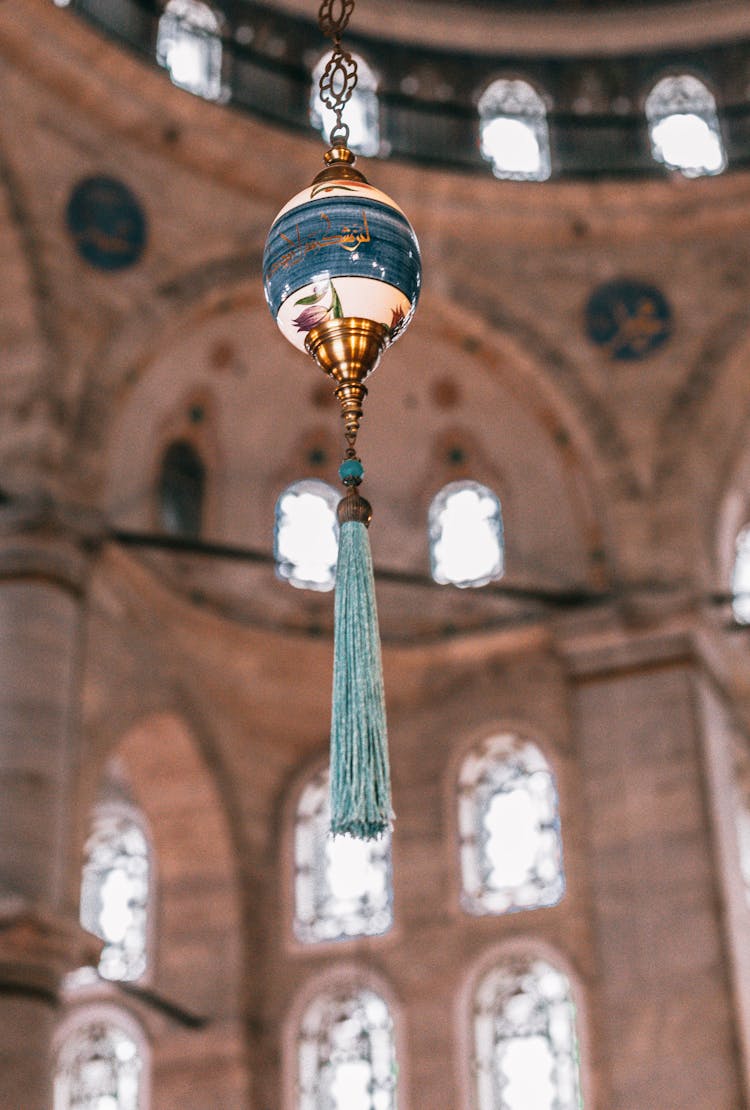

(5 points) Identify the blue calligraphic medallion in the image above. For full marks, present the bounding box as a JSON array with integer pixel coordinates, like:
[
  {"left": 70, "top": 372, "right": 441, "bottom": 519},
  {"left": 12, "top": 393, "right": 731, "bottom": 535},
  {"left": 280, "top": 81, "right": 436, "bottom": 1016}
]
[
  {"left": 66, "top": 176, "right": 147, "bottom": 271},
  {"left": 585, "top": 279, "right": 671, "bottom": 361}
]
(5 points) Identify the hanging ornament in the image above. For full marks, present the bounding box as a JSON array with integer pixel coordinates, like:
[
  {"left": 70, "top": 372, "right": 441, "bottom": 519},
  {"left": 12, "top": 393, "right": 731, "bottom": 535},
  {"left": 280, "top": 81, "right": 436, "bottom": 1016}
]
[{"left": 262, "top": 0, "right": 421, "bottom": 839}]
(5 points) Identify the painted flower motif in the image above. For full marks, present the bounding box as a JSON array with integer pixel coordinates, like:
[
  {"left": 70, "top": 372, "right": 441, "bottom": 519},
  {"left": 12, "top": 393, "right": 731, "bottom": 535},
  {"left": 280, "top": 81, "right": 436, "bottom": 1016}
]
[
  {"left": 293, "top": 303, "right": 330, "bottom": 333},
  {"left": 389, "top": 304, "right": 406, "bottom": 336},
  {"left": 292, "top": 280, "right": 344, "bottom": 333}
]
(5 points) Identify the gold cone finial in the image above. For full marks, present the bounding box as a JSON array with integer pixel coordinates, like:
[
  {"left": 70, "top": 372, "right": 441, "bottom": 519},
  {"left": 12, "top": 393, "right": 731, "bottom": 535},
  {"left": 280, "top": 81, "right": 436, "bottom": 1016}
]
[{"left": 305, "top": 317, "right": 389, "bottom": 447}]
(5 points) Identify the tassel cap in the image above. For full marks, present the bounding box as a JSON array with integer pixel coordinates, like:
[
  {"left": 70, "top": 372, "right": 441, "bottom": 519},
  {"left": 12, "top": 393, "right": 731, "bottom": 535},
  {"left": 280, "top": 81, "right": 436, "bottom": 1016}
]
[{"left": 338, "top": 487, "right": 372, "bottom": 527}]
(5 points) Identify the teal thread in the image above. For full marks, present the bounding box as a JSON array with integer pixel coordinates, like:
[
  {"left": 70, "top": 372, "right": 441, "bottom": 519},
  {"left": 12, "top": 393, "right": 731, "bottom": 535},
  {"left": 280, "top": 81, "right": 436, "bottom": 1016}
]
[{"left": 330, "top": 520, "right": 392, "bottom": 839}]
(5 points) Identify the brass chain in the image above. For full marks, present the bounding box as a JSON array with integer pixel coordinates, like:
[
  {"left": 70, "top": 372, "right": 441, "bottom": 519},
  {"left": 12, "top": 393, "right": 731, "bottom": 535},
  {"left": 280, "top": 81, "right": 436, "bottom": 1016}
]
[{"left": 317, "top": 0, "right": 359, "bottom": 147}]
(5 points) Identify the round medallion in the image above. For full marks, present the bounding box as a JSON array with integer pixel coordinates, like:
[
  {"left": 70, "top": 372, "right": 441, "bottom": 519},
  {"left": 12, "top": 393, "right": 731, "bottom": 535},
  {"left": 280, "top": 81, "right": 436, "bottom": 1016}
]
[
  {"left": 66, "top": 176, "right": 147, "bottom": 271},
  {"left": 585, "top": 279, "right": 672, "bottom": 360}
]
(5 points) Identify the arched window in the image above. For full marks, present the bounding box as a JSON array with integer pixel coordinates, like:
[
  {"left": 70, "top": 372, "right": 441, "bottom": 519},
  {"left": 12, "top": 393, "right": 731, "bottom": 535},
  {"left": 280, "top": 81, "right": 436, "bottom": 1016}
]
[
  {"left": 294, "top": 768, "right": 392, "bottom": 943},
  {"left": 157, "top": 439, "right": 206, "bottom": 538},
  {"left": 473, "top": 954, "right": 583, "bottom": 1110},
  {"left": 297, "top": 985, "right": 397, "bottom": 1109},
  {"left": 54, "top": 1011, "right": 146, "bottom": 1110},
  {"left": 458, "top": 732, "right": 564, "bottom": 915},
  {"left": 156, "top": 0, "right": 223, "bottom": 102},
  {"left": 80, "top": 804, "right": 151, "bottom": 983},
  {"left": 429, "top": 480, "right": 504, "bottom": 588},
  {"left": 478, "top": 78, "right": 551, "bottom": 182},
  {"left": 645, "top": 74, "right": 726, "bottom": 178},
  {"left": 732, "top": 524, "right": 750, "bottom": 624},
  {"left": 275, "top": 479, "right": 340, "bottom": 592},
  {"left": 310, "top": 53, "right": 380, "bottom": 157}
]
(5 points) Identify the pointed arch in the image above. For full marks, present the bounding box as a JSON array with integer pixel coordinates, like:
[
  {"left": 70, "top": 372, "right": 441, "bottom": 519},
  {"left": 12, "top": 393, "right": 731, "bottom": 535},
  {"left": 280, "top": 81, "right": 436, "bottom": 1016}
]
[{"left": 112, "top": 713, "right": 243, "bottom": 1020}]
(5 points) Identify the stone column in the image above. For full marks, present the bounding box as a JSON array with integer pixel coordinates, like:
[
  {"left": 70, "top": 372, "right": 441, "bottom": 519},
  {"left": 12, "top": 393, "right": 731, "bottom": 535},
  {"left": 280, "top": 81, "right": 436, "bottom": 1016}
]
[
  {"left": 0, "top": 500, "right": 100, "bottom": 1109},
  {"left": 564, "top": 624, "right": 744, "bottom": 1109}
]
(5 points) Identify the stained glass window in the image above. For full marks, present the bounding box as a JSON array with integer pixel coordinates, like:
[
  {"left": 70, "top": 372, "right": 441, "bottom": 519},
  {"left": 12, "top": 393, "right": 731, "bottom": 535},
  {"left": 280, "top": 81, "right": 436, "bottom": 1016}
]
[
  {"left": 275, "top": 480, "right": 340, "bottom": 592},
  {"left": 157, "top": 439, "right": 206, "bottom": 538},
  {"left": 478, "top": 79, "right": 551, "bottom": 182},
  {"left": 645, "top": 74, "right": 726, "bottom": 178},
  {"left": 156, "top": 0, "right": 223, "bottom": 102},
  {"left": 80, "top": 806, "right": 151, "bottom": 983},
  {"left": 297, "top": 985, "right": 397, "bottom": 1110},
  {"left": 473, "top": 955, "right": 583, "bottom": 1110},
  {"left": 311, "top": 53, "right": 380, "bottom": 158},
  {"left": 458, "top": 733, "right": 564, "bottom": 916},
  {"left": 54, "top": 1016, "right": 144, "bottom": 1110},
  {"left": 732, "top": 525, "right": 750, "bottom": 624},
  {"left": 294, "top": 768, "right": 393, "bottom": 943},
  {"left": 429, "top": 481, "right": 504, "bottom": 588}
]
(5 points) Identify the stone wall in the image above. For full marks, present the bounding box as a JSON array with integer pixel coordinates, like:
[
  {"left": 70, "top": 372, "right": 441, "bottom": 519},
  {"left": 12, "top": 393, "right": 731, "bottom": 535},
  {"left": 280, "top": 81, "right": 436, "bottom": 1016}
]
[{"left": 2, "top": 2, "right": 750, "bottom": 1107}]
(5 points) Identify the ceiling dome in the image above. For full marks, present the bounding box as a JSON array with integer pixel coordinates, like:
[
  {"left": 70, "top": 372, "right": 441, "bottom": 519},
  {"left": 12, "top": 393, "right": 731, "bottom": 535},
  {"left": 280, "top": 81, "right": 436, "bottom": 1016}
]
[{"left": 70, "top": 0, "right": 750, "bottom": 176}]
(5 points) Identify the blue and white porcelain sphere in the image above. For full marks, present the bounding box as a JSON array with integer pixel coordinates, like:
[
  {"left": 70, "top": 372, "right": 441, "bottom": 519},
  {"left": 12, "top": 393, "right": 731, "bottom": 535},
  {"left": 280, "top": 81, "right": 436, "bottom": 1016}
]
[{"left": 263, "top": 161, "right": 421, "bottom": 352}]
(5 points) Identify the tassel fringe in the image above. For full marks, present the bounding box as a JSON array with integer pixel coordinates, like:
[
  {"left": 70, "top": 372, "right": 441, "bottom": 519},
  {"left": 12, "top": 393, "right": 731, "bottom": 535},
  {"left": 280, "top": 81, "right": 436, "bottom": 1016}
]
[{"left": 330, "top": 519, "right": 391, "bottom": 839}]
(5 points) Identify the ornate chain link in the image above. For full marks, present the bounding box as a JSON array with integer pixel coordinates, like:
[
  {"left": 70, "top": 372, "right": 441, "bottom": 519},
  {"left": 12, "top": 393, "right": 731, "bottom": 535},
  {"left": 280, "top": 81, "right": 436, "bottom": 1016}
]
[{"left": 317, "top": 0, "right": 359, "bottom": 147}]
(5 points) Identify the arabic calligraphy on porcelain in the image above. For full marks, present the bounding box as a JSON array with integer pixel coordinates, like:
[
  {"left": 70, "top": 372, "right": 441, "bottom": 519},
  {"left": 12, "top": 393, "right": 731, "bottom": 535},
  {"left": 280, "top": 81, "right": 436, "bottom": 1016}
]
[{"left": 262, "top": 175, "right": 422, "bottom": 353}]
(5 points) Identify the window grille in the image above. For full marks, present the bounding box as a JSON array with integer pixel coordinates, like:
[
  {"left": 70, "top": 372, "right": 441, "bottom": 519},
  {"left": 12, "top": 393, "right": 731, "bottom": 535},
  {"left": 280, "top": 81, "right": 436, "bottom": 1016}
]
[
  {"left": 458, "top": 733, "right": 564, "bottom": 915},
  {"left": 294, "top": 768, "right": 393, "bottom": 943}
]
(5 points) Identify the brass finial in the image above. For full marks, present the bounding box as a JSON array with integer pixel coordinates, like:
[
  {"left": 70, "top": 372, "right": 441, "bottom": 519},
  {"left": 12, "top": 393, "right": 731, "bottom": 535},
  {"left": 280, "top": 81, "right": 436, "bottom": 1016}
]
[
  {"left": 305, "top": 318, "right": 389, "bottom": 448},
  {"left": 312, "top": 147, "right": 368, "bottom": 190}
]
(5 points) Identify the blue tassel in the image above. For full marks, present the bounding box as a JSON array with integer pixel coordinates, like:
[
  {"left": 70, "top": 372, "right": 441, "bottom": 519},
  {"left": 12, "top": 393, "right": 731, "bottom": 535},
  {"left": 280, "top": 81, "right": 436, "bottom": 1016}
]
[{"left": 330, "top": 500, "right": 391, "bottom": 839}]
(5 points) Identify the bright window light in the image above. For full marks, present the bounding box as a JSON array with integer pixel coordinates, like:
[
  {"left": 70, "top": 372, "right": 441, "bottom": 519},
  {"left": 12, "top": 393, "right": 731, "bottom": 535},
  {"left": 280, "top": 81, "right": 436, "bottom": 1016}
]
[
  {"left": 732, "top": 525, "right": 750, "bottom": 624},
  {"left": 478, "top": 78, "right": 551, "bottom": 182},
  {"left": 326, "top": 834, "right": 386, "bottom": 903},
  {"left": 294, "top": 768, "right": 392, "bottom": 943},
  {"left": 274, "top": 480, "right": 339, "bottom": 592},
  {"left": 80, "top": 806, "right": 150, "bottom": 982},
  {"left": 311, "top": 53, "right": 380, "bottom": 157},
  {"left": 481, "top": 117, "right": 542, "bottom": 178},
  {"left": 646, "top": 74, "right": 726, "bottom": 178},
  {"left": 500, "top": 1036, "right": 557, "bottom": 1109},
  {"left": 473, "top": 956, "right": 582, "bottom": 1110},
  {"left": 485, "top": 788, "right": 541, "bottom": 890},
  {"left": 54, "top": 1020, "right": 143, "bottom": 1110},
  {"left": 298, "top": 987, "right": 397, "bottom": 1110},
  {"left": 458, "top": 733, "right": 565, "bottom": 916},
  {"left": 156, "top": 0, "right": 223, "bottom": 102},
  {"left": 429, "top": 480, "right": 504, "bottom": 588}
]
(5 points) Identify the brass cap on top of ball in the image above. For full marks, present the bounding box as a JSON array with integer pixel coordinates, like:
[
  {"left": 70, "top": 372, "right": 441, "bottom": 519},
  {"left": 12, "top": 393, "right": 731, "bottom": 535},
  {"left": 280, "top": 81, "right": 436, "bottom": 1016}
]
[{"left": 311, "top": 146, "right": 369, "bottom": 190}]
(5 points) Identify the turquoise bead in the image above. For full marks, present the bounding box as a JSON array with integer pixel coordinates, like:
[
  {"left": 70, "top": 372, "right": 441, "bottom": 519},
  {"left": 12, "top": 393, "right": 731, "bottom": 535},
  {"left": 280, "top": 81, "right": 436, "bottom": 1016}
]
[{"left": 339, "top": 458, "right": 364, "bottom": 485}]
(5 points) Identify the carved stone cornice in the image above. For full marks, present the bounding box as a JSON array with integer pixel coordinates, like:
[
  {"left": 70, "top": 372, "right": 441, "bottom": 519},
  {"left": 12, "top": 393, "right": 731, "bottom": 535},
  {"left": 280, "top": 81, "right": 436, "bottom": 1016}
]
[
  {"left": 0, "top": 898, "right": 101, "bottom": 1000},
  {"left": 0, "top": 498, "right": 105, "bottom": 596}
]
